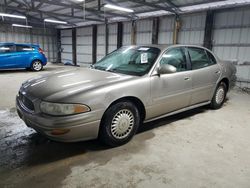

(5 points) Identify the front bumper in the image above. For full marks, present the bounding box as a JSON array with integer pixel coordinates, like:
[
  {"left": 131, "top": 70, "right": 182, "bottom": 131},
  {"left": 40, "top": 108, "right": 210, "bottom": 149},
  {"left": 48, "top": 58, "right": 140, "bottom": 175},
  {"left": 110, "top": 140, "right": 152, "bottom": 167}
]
[{"left": 16, "top": 97, "right": 101, "bottom": 142}]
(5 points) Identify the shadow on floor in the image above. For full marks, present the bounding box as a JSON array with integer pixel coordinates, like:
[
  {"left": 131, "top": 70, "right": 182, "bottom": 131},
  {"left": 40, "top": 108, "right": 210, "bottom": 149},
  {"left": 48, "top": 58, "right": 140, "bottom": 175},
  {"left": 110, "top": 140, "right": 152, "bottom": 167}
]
[{"left": 1, "top": 100, "right": 228, "bottom": 170}]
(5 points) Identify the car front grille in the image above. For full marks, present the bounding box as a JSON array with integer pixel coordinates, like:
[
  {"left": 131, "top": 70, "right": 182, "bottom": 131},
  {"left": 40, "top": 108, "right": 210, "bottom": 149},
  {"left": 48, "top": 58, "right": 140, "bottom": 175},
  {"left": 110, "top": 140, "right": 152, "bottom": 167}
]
[{"left": 19, "top": 92, "right": 35, "bottom": 112}]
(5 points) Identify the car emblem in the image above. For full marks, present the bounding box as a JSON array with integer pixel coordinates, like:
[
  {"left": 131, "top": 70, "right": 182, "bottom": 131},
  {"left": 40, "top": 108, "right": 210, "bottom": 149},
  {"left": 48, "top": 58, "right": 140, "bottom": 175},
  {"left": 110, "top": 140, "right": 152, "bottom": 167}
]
[{"left": 22, "top": 91, "right": 26, "bottom": 95}]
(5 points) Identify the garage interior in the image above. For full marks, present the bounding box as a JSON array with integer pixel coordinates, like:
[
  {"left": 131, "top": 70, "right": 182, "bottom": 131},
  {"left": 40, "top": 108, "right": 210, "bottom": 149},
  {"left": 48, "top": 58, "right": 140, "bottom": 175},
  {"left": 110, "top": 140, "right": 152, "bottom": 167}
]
[{"left": 1, "top": 0, "right": 250, "bottom": 187}]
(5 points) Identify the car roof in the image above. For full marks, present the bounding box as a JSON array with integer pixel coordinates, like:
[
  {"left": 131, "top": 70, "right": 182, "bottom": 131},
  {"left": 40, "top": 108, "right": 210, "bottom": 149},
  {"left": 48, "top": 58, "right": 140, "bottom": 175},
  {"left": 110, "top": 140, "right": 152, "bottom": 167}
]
[
  {"left": 122, "top": 44, "right": 209, "bottom": 52},
  {"left": 0, "top": 42, "right": 39, "bottom": 47}
]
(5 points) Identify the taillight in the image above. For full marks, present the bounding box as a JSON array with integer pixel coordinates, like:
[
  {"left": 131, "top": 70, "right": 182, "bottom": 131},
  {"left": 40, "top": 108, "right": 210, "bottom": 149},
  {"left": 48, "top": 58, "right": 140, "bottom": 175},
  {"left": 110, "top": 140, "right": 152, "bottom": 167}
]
[{"left": 38, "top": 48, "right": 44, "bottom": 55}]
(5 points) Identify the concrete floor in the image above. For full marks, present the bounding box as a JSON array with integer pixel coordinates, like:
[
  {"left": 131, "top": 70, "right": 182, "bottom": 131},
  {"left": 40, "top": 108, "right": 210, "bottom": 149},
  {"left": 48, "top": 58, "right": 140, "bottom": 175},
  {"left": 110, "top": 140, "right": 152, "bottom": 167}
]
[{"left": 0, "top": 64, "right": 250, "bottom": 188}]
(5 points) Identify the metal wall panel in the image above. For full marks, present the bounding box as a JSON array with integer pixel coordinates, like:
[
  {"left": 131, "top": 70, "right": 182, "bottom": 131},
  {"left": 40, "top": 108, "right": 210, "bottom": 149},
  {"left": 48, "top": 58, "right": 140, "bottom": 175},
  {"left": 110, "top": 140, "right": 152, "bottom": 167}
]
[
  {"left": 178, "top": 12, "right": 206, "bottom": 45},
  {"left": 0, "top": 24, "right": 57, "bottom": 62},
  {"left": 77, "top": 26, "right": 92, "bottom": 65},
  {"left": 212, "top": 8, "right": 250, "bottom": 87},
  {"left": 158, "top": 16, "right": 174, "bottom": 45},
  {"left": 61, "top": 29, "right": 72, "bottom": 64},
  {"left": 213, "top": 7, "right": 250, "bottom": 88},
  {"left": 212, "top": 8, "right": 250, "bottom": 63},
  {"left": 123, "top": 21, "right": 132, "bottom": 46},
  {"left": 236, "top": 65, "right": 250, "bottom": 88},
  {"left": 108, "top": 23, "right": 117, "bottom": 53},
  {"left": 97, "top": 25, "right": 105, "bottom": 61},
  {"left": 136, "top": 19, "right": 153, "bottom": 45}
]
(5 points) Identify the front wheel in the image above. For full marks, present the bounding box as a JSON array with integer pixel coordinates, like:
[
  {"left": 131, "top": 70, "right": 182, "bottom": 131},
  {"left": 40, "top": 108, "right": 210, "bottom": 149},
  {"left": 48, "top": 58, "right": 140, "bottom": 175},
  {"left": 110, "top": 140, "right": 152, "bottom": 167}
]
[
  {"left": 210, "top": 82, "right": 227, "bottom": 109},
  {"left": 31, "top": 60, "right": 43, "bottom": 71},
  {"left": 99, "top": 101, "right": 140, "bottom": 147}
]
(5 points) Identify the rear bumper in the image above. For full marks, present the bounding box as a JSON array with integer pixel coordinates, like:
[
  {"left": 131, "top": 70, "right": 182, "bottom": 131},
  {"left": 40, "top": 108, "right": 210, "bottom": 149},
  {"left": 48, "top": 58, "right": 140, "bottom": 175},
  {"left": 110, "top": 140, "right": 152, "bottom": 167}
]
[
  {"left": 16, "top": 97, "right": 101, "bottom": 142},
  {"left": 41, "top": 55, "right": 47, "bottom": 65}
]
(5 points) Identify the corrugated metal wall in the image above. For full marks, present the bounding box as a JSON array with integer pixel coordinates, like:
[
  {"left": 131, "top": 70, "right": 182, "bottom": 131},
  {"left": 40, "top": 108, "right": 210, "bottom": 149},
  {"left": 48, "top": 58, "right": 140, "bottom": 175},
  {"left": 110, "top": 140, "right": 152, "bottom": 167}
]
[
  {"left": 108, "top": 23, "right": 117, "bottom": 53},
  {"left": 212, "top": 8, "right": 250, "bottom": 64},
  {"left": 61, "top": 29, "right": 73, "bottom": 64},
  {"left": 97, "top": 25, "right": 105, "bottom": 61},
  {"left": 212, "top": 7, "right": 250, "bottom": 88},
  {"left": 178, "top": 12, "right": 206, "bottom": 45},
  {"left": 76, "top": 27, "right": 92, "bottom": 65},
  {"left": 123, "top": 21, "right": 132, "bottom": 46},
  {"left": 136, "top": 19, "right": 153, "bottom": 45},
  {"left": 58, "top": 8, "right": 250, "bottom": 88},
  {"left": 0, "top": 24, "right": 57, "bottom": 62},
  {"left": 158, "top": 16, "right": 174, "bottom": 45}
]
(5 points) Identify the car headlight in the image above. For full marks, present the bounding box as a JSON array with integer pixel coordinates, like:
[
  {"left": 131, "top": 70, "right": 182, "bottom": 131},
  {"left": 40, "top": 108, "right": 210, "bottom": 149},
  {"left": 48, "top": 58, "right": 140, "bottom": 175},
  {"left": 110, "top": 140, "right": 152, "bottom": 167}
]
[{"left": 40, "top": 101, "right": 90, "bottom": 116}]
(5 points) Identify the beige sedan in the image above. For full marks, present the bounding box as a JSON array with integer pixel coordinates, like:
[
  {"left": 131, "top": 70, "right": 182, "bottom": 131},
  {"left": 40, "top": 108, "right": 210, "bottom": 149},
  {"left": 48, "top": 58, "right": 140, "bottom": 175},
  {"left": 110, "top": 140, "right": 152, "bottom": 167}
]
[{"left": 16, "top": 45, "right": 236, "bottom": 146}]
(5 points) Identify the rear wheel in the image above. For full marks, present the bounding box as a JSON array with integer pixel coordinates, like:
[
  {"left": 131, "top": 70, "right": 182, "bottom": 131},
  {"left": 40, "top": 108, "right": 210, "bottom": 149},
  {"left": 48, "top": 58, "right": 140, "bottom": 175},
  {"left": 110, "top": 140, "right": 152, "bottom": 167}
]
[
  {"left": 99, "top": 101, "right": 140, "bottom": 147},
  {"left": 31, "top": 60, "right": 43, "bottom": 71},
  {"left": 210, "top": 82, "right": 227, "bottom": 109}
]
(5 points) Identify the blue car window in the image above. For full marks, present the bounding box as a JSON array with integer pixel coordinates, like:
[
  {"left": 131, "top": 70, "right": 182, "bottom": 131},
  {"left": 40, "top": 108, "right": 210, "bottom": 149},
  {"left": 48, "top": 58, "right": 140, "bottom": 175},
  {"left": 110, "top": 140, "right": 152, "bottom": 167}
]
[
  {"left": 16, "top": 45, "right": 34, "bottom": 52},
  {"left": 0, "top": 44, "right": 15, "bottom": 54}
]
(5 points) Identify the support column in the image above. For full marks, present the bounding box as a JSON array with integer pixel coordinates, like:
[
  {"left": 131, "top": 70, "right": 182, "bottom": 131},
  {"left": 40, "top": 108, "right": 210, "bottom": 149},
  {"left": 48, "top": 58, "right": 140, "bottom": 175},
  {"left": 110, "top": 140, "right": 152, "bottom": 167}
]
[
  {"left": 72, "top": 28, "right": 77, "bottom": 65},
  {"left": 56, "top": 29, "right": 61, "bottom": 63},
  {"left": 105, "top": 19, "right": 109, "bottom": 55},
  {"left": 131, "top": 20, "right": 136, "bottom": 45},
  {"left": 92, "top": 25, "right": 97, "bottom": 64},
  {"left": 152, "top": 17, "right": 159, "bottom": 44},
  {"left": 203, "top": 10, "right": 214, "bottom": 50},
  {"left": 117, "top": 22, "right": 123, "bottom": 48},
  {"left": 173, "top": 15, "right": 181, "bottom": 44}
]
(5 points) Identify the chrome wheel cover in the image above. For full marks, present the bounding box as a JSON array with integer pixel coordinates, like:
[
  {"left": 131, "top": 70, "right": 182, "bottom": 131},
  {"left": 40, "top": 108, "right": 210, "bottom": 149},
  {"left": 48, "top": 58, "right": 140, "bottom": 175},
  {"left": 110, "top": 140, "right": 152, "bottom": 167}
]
[
  {"left": 215, "top": 87, "right": 225, "bottom": 104},
  {"left": 33, "top": 61, "right": 42, "bottom": 71},
  {"left": 111, "top": 109, "right": 134, "bottom": 139}
]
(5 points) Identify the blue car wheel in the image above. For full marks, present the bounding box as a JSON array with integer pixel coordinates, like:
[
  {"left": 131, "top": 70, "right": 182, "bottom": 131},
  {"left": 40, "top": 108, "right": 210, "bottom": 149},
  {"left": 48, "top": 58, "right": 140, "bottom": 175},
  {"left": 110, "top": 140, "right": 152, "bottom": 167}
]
[{"left": 31, "top": 60, "right": 43, "bottom": 71}]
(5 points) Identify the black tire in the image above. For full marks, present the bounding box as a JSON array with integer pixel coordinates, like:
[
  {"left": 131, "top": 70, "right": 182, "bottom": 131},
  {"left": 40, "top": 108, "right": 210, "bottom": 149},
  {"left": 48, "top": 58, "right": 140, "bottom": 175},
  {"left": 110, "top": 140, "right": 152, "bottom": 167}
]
[
  {"left": 210, "top": 82, "right": 227, "bottom": 109},
  {"left": 99, "top": 101, "right": 140, "bottom": 147},
  {"left": 31, "top": 60, "right": 43, "bottom": 71}
]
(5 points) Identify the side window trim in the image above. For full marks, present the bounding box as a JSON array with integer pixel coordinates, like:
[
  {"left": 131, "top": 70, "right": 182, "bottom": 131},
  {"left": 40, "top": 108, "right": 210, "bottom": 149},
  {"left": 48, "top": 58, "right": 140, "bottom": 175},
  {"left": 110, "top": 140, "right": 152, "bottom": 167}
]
[
  {"left": 184, "top": 47, "right": 192, "bottom": 70},
  {"left": 205, "top": 50, "right": 217, "bottom": 65}
]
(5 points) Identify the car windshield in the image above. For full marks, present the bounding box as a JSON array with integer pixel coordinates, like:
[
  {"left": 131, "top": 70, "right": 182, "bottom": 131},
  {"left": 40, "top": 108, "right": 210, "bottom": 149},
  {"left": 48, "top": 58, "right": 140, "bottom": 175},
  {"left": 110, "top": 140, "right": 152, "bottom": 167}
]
[{"left": 92, "top": 46, "right": 161, "bottom": 76}]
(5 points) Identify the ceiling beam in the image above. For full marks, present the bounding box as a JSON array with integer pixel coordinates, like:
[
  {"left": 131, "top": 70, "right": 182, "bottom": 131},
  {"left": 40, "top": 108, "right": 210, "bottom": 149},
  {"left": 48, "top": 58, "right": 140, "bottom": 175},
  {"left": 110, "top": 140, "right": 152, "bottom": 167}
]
[
  {"left": 162, "top": 0, "right": 180, "bottom": 12},
  {"left": 36, "top": 2, "right": 44, "bottom": 9},
  {"left": 1, "top": 4, "right": 104, "bottom": 22},
  {"left": 126, "top": 0, "right": 177, "bottom": 14},
  {"left": 31, "top": 0, "right": 133, "bottom": 19},
  {"left": 22, "top": 0, "right": 31, "bottom": 8}
]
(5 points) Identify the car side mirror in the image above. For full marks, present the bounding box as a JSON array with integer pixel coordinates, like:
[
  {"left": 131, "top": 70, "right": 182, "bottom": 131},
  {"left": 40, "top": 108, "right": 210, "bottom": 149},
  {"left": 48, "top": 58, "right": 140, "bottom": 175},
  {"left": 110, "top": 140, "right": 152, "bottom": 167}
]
[{"left": 157, "top": 64, "right": 177, "bottom": 74}]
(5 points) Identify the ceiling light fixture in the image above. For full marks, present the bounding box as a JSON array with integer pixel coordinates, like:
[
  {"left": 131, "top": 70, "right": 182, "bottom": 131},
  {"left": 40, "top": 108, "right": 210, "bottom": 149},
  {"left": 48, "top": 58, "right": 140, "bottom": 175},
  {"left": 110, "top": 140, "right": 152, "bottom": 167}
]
[
  {"left": 44, "top": 19, "right": 67, "bottom": 24},
  {"left": 104, "top": 4, "right": 134, "bottom": 13},
  {"left": 12, "top": 24, "right": 32, "bottom": 28},
  {"left": 0, "top": 13, "right": 26, "bottom": 19}
]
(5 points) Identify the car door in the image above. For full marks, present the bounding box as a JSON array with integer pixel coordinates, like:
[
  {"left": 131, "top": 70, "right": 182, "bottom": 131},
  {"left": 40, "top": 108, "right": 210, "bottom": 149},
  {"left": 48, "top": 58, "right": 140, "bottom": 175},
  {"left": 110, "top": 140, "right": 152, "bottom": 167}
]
[
  {"left": 187, "top": 47, "right": 221, "bottom": 105},
  {"left": 148, "top": 47, "right": 193, "bottom": 119},
  {"left": 15, "top": 44, "right": 34, "bottom": 68},
  {"left": 0, "top": 44, "right": 16, "bottom": 69}
]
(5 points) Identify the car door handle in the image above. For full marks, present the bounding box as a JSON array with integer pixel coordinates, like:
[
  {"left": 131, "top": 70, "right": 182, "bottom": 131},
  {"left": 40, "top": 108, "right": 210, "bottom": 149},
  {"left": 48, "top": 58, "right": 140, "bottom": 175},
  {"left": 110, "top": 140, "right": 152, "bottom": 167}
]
[
  {"left": 215, "top": 70, "right": 221, "bottom": 74},
  {"left": 184, "top": 77, "right": 190, "bottom": 81}
]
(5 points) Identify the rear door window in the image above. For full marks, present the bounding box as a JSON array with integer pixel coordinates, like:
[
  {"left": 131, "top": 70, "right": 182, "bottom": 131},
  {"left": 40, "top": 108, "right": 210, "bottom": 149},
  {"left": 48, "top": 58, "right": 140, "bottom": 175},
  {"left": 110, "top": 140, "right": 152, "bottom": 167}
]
[
  {"left": 16, "top": 45, "right": 34, "bottom": 52},
  {"left": 188, "top": 47, "right": 212, "bottom": 70}
]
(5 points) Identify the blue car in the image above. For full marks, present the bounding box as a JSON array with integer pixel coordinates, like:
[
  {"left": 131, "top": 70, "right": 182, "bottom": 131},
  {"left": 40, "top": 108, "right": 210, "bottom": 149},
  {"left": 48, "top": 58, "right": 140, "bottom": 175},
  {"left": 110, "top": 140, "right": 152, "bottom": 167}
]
[{"left": 0, "top": 43, "right": 47, "bottom": 71}]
